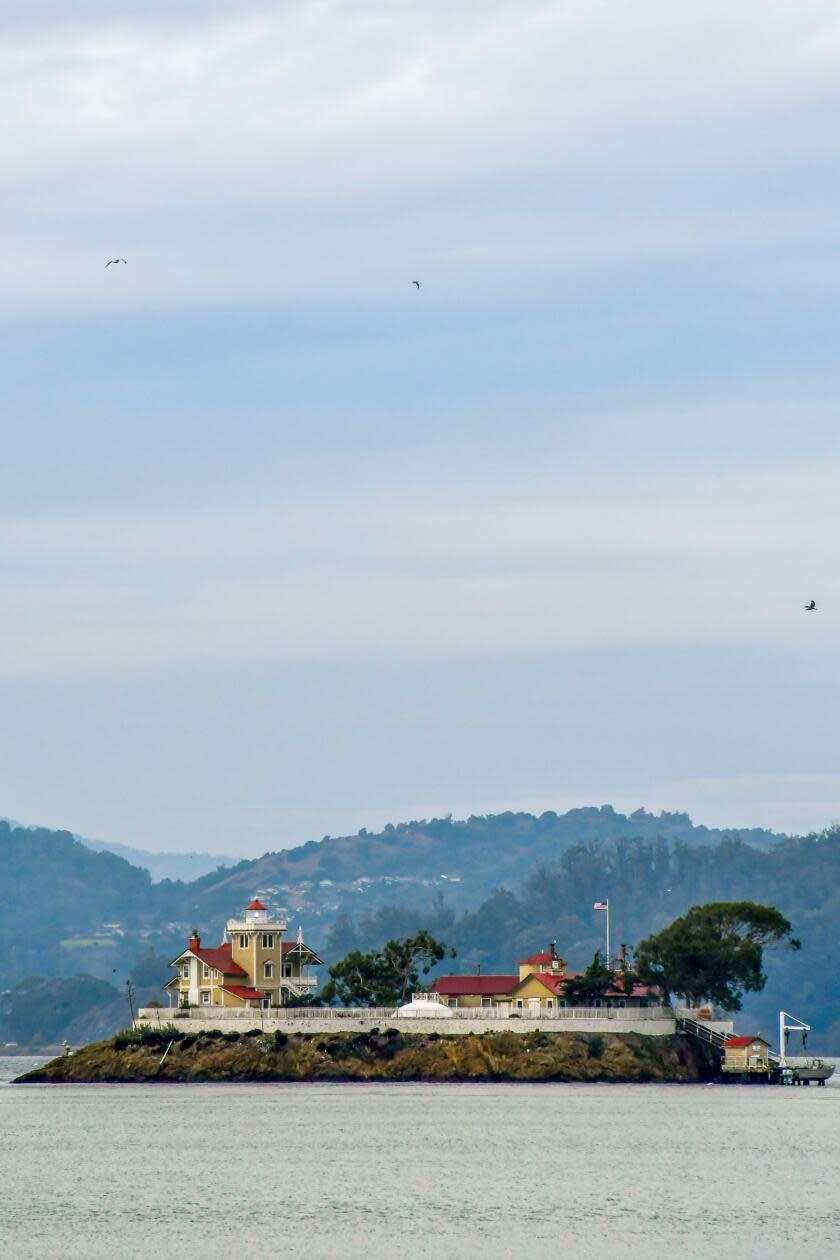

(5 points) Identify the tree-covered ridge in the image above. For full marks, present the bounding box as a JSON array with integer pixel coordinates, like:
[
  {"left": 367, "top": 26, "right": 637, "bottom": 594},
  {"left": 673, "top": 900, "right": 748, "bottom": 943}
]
[
  {"left": 325, "top": 828, "right": 840, "bottom": 1050},
  {"left": 178, "top": 805, "right": 784, "bottom": 924},
  {"left": 2, "top": 809, "right": 839, "bottom": 1047}
]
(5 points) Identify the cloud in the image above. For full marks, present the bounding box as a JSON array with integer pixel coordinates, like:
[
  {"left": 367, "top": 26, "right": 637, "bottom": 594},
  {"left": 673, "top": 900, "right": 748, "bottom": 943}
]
[
  {"left": 4, "top": 2, "right": 840, "bottom": 309},
  {"left": 0, "top": 459, "right": 837, "bottom": 669}
]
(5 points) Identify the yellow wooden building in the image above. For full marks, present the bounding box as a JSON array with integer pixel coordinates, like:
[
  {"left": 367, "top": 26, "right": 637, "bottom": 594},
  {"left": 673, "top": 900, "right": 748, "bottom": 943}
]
[
  {"left": 432, "top": 941, "right": 658, "bottom": 1012},
  {"left": 722, "top": 1035, "right": 773, "bottom": 1075},
  {"left": 166, "top": 899, "right": 322, "bottom": 1010}
]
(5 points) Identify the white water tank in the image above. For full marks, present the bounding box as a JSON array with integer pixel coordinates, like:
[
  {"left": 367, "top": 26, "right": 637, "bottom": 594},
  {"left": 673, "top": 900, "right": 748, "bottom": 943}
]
[{"left": 397, "top": 993, "right": 455, "bottom": 1018}]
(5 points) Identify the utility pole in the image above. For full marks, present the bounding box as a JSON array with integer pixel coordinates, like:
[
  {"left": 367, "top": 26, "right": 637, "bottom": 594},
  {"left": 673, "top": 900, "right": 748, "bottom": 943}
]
[{"left": 125, "top": 979, "right": 136, "bottom": 1026}]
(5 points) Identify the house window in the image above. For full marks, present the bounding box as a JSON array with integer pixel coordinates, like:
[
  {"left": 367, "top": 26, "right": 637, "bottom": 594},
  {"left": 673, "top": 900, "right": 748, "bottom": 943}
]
[
  {"left": 201, "top": 992, "right": 210, "bottom": 1004},
  {"left": 284, "top": 964, "right": 293, "bottom": 977},
  {"left": 181, "top": 964, "right": 189, "bottom": 979},
  {"left": 264, "top": 962, "right": 273, "bottom": 978},
  {"left": 262, "top": 933, "right": 274, "bottom": 949},
  {"left": 546, "top": 999, "right": 554, "bottom": 1010},
  {"left": 516, "top": 999, "right": 524, "bottom": 1009},
  {"left": 239, "top": 934, "right": 249, "bottom": 949},
  {"left": 481, "top": 998, "right": 491, "bottom": 1009},
  {"left": 616, "top": 999, "right": 626, "bottom": 1008},
  {"left": 558, "top": 1000, "right": 567, "bottom": 1008},
  {"left": 593, "top": 999, "right": 602, "bottom": 1008},
  {"left": 447, "top": 998, "right": 457, "bottom": 1008},
  {"left": 202, "top": 964, "right": 210, "bottom": 979}
]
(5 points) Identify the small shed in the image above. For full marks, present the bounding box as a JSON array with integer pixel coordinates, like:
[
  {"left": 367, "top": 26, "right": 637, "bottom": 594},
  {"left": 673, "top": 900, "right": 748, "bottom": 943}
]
[{"left": 723, "top": 1035, "right": 772, "bottom": 1074}]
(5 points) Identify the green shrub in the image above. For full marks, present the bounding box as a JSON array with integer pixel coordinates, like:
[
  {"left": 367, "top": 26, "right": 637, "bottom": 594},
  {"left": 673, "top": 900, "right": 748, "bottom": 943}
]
[{"left": 113, "top": 1028, "right": 141, "bottom": 1050}]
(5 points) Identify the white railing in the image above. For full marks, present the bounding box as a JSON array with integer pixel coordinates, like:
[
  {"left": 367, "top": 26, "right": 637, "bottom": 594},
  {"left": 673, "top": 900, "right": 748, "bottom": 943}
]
[
  {"left": 244, "top": 1002, "right": 675, "bottom": 1023},
  {"left": 280, "top": 1006, "right": 400, "bottom": 1019},
  {"left": 442, "top": 1005, "right": 673, "bottom": 1021},
  {"left": 139, "top": 1003, "right": 674, "bottom": 1023}
]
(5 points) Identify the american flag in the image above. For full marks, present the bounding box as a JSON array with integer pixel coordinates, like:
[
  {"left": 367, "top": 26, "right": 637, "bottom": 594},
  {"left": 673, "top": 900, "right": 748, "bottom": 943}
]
[{"left": 593, "top": 900, "right": 608, "bottom": 911}]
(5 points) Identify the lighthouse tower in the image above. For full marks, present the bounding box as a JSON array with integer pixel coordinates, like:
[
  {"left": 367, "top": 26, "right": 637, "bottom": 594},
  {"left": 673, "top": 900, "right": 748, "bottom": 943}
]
[{"left": 227, "top": 899, "right": 288, "bottom": 1007}]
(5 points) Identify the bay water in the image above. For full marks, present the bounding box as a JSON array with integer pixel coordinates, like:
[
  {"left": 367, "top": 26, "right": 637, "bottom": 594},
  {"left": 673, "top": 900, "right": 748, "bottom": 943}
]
[{"left": 1, "top": 1056, "right": 838, "bottom": 1259}]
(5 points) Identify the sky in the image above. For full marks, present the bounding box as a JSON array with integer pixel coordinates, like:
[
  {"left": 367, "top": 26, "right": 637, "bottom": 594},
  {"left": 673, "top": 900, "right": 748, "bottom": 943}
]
[{"left": 2, "top": 0, "right": 840, "bottom": 855}]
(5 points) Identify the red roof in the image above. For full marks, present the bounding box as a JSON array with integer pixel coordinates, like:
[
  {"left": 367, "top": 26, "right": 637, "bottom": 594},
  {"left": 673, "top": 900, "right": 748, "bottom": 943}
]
[
  {"left": 432, "top": 971, "right": 659, "bottom": 1000},
  {"left": 190, "top": 944, "right": 246, "bottom": 976},
  {"left": 246, "top": 899, "right": 267, "bottom": 911},
  {"left": 520, "top": 950, "right": 560, "bottom": 966},
  {"left": 222, "top": 985, "right": 268, "bottom": 1003},
  {"left": 431, "top": 976, "right": 518, "bottom": 996},
  {"left": 517, "top": 972, "right": 659, "bottom": 999},
  {"left": 529, "top": 973, "right": 567, "bottom": 995},
  {"left": 725, "top": 1035, "right": 768, "bottom": 1047}
]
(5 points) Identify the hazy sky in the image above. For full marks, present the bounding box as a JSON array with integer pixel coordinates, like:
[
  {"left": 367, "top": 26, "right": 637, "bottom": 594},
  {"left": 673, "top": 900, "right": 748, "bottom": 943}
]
[{"left": 3, "top": 1, "right": 840, "bottom": 854}]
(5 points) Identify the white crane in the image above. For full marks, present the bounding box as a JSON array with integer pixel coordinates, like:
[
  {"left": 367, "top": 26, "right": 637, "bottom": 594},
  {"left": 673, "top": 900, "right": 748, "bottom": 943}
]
[{"left": 778, "top": 1009, "right": 810, "bottom": 1068}]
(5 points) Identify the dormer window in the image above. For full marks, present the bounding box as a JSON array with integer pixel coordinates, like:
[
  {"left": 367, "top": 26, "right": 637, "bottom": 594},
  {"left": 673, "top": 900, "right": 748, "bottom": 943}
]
[{"left": 262, "top": 933, "right": 274, "bottom": 949}]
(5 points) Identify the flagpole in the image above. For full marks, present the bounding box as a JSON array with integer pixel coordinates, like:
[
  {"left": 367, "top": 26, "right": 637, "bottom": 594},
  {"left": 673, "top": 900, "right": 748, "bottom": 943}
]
[{"left": 606, "top": 899, "right": 610, "bottom": 971}]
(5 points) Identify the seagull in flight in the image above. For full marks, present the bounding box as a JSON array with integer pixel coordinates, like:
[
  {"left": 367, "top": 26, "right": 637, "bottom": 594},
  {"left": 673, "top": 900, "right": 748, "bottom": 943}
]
[
  {"left": 105, "top": 258, "right": 127, "bottom": 267},
  {"left": 411, "top": 280, "right": 420, "bottom": 289},
  {"left": 804, "top": 600, "right": 817, "bottom": 611}
]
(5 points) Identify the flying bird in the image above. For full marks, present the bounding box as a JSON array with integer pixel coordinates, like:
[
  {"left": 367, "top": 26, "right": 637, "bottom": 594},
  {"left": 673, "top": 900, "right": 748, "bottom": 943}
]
[
  {"left": 105, "top": 258, "right": 127, "bottom": 267},
  {"left": 804, "top": 600, "right": 817, "bottom": 611},
  {"left": 411, "top": 280, "right": 420, "bottom": 288}
]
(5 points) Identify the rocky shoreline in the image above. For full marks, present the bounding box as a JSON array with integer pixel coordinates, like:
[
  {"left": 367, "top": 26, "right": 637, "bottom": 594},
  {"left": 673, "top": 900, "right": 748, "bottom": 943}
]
[{"left": 14, "top": 1026, "right": 719, "bottom": 1084}]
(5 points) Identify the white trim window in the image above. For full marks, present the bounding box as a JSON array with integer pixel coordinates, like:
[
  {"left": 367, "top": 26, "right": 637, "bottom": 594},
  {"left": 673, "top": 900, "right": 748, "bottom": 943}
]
[
  {"left": 239, "top": 934, "right": 249, "bottom": 950},
  {"left": 181, "top": 964, "right": 189, "bottom": 979},
  {"left": 201, "top": 992, "right": 210, "bottom": 1005},
  {"left": 261, "top": 933, "right": 274, "bottom": 949},
  {"left": 264, "top": 962, "right": 273, "bottom": 979},
  {"left": 481, "top": 998, "right": 492, "bottom": 1009},
  {"left": 202, "top": 964, "right": 210, "bottom": 979}
]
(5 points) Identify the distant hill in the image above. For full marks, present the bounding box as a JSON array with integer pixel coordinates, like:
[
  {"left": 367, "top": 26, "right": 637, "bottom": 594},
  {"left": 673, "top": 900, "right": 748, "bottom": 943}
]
[
  {"left": 177, "top": 806, "right": 784, "bottom": 932},
  {"left": 13, "top": 804, "right": 838, "bottom": 1047},
  {"left": 323, "top": 827, "right": 840, "bottom": 1052},
  {"left": 75, "top": 836, "right": 239, "bottom": 883}
]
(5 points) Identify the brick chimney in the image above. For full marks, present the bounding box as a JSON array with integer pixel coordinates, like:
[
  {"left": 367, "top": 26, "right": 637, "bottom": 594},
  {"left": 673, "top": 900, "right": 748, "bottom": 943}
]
[{"left": 189, "top": 930, "right": 201, "bottom": 951}]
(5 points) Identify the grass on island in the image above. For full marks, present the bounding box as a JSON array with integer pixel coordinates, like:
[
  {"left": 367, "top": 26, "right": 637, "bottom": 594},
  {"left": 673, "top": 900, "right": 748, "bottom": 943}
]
[{"left": 14, "top": 1025, "right": 719, "bottom": 1085}]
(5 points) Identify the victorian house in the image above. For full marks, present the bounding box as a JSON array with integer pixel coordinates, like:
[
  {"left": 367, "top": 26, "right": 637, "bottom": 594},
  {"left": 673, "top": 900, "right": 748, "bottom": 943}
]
[
  {"left": 431, "top": 941, "right": 657, "bottom": 1012},
  {"left": 167, "top": 899, "right": 323, "bottom": 1010}
]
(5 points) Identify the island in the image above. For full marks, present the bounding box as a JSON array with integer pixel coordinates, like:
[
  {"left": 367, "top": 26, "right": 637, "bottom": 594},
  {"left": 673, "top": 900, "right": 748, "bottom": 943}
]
[{"left": 15, "top": 1026, "right": 719, "bottom": 1084}]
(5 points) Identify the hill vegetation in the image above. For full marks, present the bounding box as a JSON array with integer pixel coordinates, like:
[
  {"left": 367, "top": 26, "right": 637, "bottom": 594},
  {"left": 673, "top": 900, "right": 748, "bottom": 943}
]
[
  {"left": 2, "top": 808, "right": 839, "bottom": 1048},
  {"left": 15, "top": 1026, "right": 717, "bottom": 1084}
]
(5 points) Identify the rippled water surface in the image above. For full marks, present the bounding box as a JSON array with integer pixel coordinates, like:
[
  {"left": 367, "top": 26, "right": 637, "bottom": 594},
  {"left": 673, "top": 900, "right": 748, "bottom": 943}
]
[{"left": 2, "top": 1057, "right": 838, "bottom": 1259}]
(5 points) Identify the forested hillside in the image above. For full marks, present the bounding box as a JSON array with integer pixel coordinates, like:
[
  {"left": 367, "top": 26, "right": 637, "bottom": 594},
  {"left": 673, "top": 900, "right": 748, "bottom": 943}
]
[
  {"left": 325, "top": 829, "right": 840, "bottom": 1051},
  {"left": 175, "top": 805, "right": 782, "bottom": 927},
  {"left": 4, "top": 809, "right": 839, "bottom": 1047}
]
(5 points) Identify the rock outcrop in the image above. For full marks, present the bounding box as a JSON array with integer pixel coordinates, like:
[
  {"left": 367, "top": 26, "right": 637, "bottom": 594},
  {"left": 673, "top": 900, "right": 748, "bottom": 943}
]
[{"left": 15, "top": 1026, "right": 719, "bottom": 1084}]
